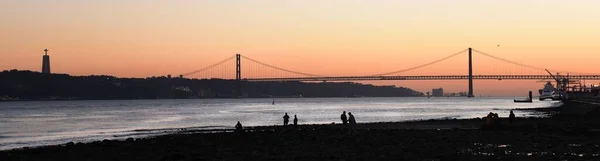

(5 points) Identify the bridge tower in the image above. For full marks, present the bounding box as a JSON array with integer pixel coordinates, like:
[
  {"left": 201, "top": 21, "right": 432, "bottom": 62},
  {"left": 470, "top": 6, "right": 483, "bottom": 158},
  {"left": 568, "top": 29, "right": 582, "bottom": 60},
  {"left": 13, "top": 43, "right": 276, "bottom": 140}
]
[
  {"left": 468, "top": 48, "right": 474, "bottom": 97},
  {"left": 236, "top": 54, "right": 242, "bottom": 97}
]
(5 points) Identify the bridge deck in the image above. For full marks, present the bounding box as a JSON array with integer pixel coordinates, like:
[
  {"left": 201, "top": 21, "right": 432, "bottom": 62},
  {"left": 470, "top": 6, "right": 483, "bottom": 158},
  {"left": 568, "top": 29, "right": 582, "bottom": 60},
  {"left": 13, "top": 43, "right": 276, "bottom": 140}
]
[{"left": 244, "top": 75, "right": 600, "bottom": 82}]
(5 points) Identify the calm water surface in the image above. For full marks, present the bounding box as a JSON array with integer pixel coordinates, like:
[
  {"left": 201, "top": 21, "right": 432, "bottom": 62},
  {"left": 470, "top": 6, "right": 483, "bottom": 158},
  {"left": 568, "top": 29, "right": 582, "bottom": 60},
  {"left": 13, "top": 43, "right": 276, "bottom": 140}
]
[{"left": 0, "top": 97, "right": 561, "bottom": 150}]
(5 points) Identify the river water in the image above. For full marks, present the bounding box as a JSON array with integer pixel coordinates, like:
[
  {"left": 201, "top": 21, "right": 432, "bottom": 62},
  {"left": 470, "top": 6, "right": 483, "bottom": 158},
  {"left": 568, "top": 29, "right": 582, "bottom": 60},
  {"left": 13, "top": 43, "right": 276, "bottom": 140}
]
[{"left": 0, "top": 97, "right": 560, "bottom": 150}]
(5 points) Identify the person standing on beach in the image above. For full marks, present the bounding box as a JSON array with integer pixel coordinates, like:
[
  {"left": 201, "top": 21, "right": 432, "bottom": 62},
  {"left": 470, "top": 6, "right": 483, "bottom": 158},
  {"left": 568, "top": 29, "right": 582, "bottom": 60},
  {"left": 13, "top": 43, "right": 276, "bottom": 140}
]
[
  {"left": 341, "top": 111, "right": 348, "bottom": 124},
  {"left": 235, "top": 121, "right": 243, "bottom": 132},
  {"left": 293, "top": 115, "right": 298, "bottom": 126},
  {"left": 493, "top": 113, "right": 500, "bottom": 126},
  {"left": 486, "top": 112, "right": 494, "bottom": 125},
  {"left": 509, "top": 110, "right": 516, "bottom": 124},
  {"left": 348, "top": 112, "right": 357, "bottom": 134},
  {"left": 283, "top": 113, "right": 290, "bottom": 126}
]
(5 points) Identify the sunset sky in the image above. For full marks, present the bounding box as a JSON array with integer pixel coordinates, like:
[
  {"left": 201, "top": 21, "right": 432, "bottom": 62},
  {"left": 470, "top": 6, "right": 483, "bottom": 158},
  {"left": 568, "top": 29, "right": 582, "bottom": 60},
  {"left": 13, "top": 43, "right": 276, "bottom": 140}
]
[{"left": 2, "top": 0, "right": 600, "bottom": 96}]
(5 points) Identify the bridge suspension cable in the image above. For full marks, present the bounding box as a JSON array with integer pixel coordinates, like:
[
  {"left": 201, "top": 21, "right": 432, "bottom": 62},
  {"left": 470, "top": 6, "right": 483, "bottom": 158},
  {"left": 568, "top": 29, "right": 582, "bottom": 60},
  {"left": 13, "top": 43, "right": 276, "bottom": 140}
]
[
  {"left": 370, "top": 49, "right": 469, "bottom": 76},
  {"left": 181, "top": 55, "right": 235, "bottom": 77},
  {"left": 241, "top": 55, "right": 322, "bottom": 77},
  {"left": 472, "top": 49, "right": 599, "bottom": 75},
  {"left": 472, "top": 49, "right": 547, "bottom": 71}
]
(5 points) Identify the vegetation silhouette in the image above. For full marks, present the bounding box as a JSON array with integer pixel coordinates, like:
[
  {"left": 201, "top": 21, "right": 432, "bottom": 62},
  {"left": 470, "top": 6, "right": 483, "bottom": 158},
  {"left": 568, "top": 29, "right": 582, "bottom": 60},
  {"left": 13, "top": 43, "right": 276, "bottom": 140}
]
[{"left": 0, "top": 70, "right": 422, "bottom": 100}]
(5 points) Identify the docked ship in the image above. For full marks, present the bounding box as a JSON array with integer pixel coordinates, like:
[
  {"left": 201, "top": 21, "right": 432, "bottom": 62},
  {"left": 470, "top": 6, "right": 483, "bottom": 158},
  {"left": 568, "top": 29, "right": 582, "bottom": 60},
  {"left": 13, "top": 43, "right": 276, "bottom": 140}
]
[
  {"left": 567, "top": 84, "right": 600, "bottom": 100},
  {"left": 538, "top": 82, "right": 560, "bottom": 101}
]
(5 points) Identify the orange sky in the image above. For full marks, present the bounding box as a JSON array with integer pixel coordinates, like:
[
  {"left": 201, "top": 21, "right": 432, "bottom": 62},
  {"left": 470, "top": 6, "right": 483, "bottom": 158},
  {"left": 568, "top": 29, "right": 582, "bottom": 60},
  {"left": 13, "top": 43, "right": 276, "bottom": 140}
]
[{"left": 2, "top": 0, "right": 600, "bottom": 96}]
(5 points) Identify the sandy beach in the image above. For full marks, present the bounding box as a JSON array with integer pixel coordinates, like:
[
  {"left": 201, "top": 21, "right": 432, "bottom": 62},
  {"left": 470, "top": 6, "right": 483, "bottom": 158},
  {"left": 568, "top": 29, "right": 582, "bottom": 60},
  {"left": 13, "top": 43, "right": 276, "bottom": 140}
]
[{"left": 2, "top": 100, "right": 600, "bottom": 161}]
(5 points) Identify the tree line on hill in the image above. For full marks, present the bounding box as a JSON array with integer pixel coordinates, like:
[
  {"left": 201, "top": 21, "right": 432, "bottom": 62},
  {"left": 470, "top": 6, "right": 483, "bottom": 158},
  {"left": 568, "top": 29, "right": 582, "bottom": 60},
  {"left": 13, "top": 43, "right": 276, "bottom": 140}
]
[{"left": 0, "top": 70, "right": 423, "bottom": 100}]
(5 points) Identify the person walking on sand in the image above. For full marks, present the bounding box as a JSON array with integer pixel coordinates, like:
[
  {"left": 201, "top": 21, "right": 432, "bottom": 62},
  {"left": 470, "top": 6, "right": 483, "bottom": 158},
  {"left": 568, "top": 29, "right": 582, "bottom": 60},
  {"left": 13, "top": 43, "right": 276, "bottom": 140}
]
[
  {"left": 509, "top": 110, "right": 516, "bottom": 124},
  {"left": 283, "top": 113, "right": 290, "bottom": 126},
  {"left": 341, "top": 111, "right": 348, "bottom": 125},
  {"left": 293, "top": 115, "right": 298, "bottom": 126}
]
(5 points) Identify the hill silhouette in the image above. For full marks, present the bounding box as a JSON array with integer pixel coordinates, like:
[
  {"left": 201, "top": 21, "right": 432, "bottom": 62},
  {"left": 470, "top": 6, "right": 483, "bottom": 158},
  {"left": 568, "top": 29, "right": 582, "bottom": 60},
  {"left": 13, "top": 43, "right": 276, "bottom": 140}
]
[{"left": 0, "top": 70, "right": 423, "bottom": 100}]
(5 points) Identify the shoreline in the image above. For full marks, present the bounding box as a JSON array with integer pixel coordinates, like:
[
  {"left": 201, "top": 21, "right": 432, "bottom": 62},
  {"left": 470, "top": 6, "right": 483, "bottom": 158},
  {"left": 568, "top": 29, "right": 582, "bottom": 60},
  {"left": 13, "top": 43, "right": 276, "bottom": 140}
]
[
  {"left": 2, "top": 100, "right": 599, "bottom": 160},
  {"left": 0, "top": 97, "right": 551, "bottom": 152},
  {"left": 0, "top": 101, "right": 559, "bottom": 151}
]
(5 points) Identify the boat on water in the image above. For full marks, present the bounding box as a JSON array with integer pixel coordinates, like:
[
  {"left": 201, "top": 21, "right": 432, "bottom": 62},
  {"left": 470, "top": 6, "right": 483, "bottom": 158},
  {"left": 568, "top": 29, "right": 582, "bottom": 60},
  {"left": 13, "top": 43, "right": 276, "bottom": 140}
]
[
  {"left": 539, "top": 82, "right": 560, "bottom": 101},
  {"left": 514, "top": 91, "right": 533, "bottom": 103},
  {"left": 514, "top": 99, "right": 532, "bottom": 103}
]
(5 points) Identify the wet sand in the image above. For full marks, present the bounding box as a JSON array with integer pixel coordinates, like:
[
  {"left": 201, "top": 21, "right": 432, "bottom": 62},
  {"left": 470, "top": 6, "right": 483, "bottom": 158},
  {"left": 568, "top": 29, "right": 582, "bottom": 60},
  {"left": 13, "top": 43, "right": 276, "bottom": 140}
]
[{"left": 2, "top": 100, "right": 600, "bottom": 161}]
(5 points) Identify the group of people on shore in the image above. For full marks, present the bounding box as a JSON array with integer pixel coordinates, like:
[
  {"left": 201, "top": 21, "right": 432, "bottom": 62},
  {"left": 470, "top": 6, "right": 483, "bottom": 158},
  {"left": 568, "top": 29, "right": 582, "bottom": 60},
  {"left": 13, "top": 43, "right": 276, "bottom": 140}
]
[
  {"left": 235, "top": 111, "right": 358, "bottom": 132},
  {"left": 282, "top": 113, "right": 298, "bottom": 126},
  {"left": 340, "top": 111, "right": 356, "bottom": 125},
  {"left": 341, "top": 111, "right": 358, "bottom": 134},
  {"left": 281, "top": 111, "right": 357, "bottom": 127},
  {"left": 236, "top": 109, "right": 518, "bottom": 132},
  {"left": 485, "top": 110, "right": 516, "bottom": 126}
]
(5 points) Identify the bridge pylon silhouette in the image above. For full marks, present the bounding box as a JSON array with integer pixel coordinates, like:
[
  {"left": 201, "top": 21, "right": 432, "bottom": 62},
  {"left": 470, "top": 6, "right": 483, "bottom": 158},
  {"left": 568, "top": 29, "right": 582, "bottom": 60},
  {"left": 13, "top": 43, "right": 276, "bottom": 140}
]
[
  {"left": 181, "top": 48, "right": 600, "bottom": 98},
  {"left": 236, "top": 53, "right": 241, "bottom": 97},
  {"left": 468, "top": 48, "right": 474, "bottom": 97}
]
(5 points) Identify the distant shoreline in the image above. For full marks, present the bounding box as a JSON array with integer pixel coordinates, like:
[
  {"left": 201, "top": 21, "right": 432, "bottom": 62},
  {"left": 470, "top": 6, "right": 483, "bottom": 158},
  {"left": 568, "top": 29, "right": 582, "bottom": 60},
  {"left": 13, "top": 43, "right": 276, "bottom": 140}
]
[
  {"left": 0, "top": 70, "right": 423, "bottom": 101},
  {"left": 0, "top": 96, "right": 494, "bottom": 102}
]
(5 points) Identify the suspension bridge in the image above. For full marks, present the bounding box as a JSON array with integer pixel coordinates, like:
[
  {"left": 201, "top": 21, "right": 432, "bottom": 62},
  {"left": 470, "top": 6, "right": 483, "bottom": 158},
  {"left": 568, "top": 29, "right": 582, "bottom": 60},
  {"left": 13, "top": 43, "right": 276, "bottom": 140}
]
[{"left": 181, "top": 48, "right": 600, "bottom": 97}]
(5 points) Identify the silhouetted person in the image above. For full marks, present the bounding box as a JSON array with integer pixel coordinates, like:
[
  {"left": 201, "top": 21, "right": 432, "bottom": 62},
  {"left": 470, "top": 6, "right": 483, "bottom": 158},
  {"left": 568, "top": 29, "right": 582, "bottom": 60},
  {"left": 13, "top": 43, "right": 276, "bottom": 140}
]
[
  {"left": 272, "top": 99, "right": 275, "bottom": 105},
  {"left": 486, "top": 112, "right": 494, "bottom": 125},
  {"left": 293, "top": 115, "right": 298, "bottom": 126},
  {"left": 509, "top": 110, "right": 515, "bottom": 124},
  {"left": 235, "top": 121, "right": 243, "bottom": 132},
  {"left": 348, "top": 112, "right": 356, "bottom": 125},
  {"left": 493, "top": 113, "right": 500, "bottom": 125},
  {"left": 283, "top": 113, "right": 290, "bottom": 126},
  {"left": 348, "top": 112, "right": 357, "bottom": 134},
  {"left": 341, "top": 111, "right": 348, "bottom": 124}
]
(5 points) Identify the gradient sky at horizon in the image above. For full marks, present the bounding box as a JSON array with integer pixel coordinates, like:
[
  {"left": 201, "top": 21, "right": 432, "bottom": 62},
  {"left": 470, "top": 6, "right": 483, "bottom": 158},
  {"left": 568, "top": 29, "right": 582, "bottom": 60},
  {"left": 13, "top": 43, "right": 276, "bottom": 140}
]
[{"left": 2, "top": 0, "right": 600, "bottom": 96}]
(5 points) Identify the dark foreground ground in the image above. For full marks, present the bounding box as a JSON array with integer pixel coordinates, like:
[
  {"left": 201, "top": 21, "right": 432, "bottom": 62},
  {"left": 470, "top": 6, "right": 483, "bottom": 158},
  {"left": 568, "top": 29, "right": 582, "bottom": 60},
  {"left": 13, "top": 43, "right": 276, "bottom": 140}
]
[{"left": 2, "top": 100, "right": 600, "bottom": 161}]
